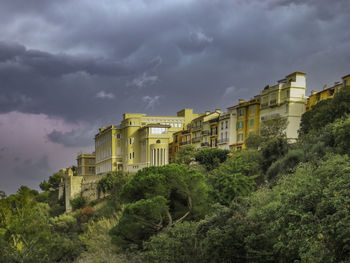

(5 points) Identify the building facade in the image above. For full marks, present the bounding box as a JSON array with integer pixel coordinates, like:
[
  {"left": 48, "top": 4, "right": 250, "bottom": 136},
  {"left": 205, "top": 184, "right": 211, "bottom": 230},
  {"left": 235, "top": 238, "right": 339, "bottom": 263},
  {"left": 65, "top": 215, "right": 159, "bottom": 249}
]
[
  {"left": 306, "top": 74, "right": 350, "bottom": 111},
  {"left": 77, "top": 152, "right": 96, "bottom": 176},
  {"left": 228, "top": 97, "right": 260, "bottom": 150},
  {"left": 259, "top": 72, "right": 306, "bottom": 141},
  {"left": 95, "top": 109, "right": 202, "bottom": 174}
]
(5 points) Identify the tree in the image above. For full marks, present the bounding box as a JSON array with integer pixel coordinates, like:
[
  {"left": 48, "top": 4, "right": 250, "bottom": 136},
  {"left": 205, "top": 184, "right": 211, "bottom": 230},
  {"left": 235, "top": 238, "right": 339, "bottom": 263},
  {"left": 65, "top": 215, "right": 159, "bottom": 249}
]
[
  {"left": 332, "top": 115, "right": 350, "bottom": 155},
  {"left": 208, "top": 153, "right": 257, "bottom": 205},
  {"left": 111, "top": 164, "right": 210, "bottom": 249},
  {"left": 173, "top": 145, "right": 196, "bottom": 165},
  {"left": 195, "top": 148, "right": 229, "bottom": 171},
  {"left": 142, "top": 221, "right": 203, "bottom": 263},
  {"left": 245, "top": 134, "right": 264, "bottom": 149},
  {"left": 260, "top": 136, "right": 289, "bottom": 173},
  {"left": 97, "top": 171, "right": 129, "bottom": 198},
  {"left": 299, "top": 86, "right": 350, "bottom": 136},
  {"left": 110, "top": 196, "right": 169, "bottom": 249},
  {"left": 260, "top": 116, "right": 288, "bottom": 139}
]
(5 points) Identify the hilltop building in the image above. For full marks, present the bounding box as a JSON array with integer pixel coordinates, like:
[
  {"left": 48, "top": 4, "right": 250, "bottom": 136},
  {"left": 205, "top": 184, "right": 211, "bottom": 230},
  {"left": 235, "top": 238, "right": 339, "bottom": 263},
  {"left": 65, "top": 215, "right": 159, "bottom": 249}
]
[
  {"left": 306, "top": 74, "right": 350, "bottom": 111},
  {"left": 259, "top": 72, "right": 307, "bottom": 141},
  {"left": 228, "top": 97, "right": 261, "bottom": 150},
  {"left": 95, "top": 109, "right": 202, "bottom": 174},
  {"left": 77, "top": 152, "right": 95, "bottom": 176}
]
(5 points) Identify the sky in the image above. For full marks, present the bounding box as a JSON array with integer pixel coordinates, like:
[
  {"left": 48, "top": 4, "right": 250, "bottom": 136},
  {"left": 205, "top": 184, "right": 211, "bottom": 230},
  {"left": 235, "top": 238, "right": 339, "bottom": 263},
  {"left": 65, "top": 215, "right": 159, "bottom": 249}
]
[{"left": 1, "top": 0, "right": 350, "bottom": 194}]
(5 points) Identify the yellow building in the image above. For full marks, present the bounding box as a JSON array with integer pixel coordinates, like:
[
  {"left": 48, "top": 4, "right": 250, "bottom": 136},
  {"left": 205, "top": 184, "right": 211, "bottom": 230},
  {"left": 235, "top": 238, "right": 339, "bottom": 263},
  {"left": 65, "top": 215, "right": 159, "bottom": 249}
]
[
  {"left": 189, "top": 110, "right": 220, "bottom": 149},
  {"left": 259, "top": 72, "right": 307, "bottom": 141},
  {"left": 306, "top": 74, "right": 350, "bottom": 111},
  {"left": 77, "top": 152, "right": 96, "bottom": 176},
  {"left": 344, "top": 74, "right": 350, "bottom": 87},
  {"left": 169, "top": 130, "right": 183, "bottom": 162},
  {"left": 217, "top": 112, "right": 231, "bottom": 150},
  {"left": 95, "top": 125, "right": 121, "bottom": 174},
  {"left": 228, "top": 97, "right": 260, "bottom": 150},
  {"left": 306, "top": 83, "right": 341, "bottom": 111},
  {"left": 209, "top": 117, "right": 219, "bottom": 148},
  {"left": 95, "top": 109, "right": 201, "bottom": 174}
]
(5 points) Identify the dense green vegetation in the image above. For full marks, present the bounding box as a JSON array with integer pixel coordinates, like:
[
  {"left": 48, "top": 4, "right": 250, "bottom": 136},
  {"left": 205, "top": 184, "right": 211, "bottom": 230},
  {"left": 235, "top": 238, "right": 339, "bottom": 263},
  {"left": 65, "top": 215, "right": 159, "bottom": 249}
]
[{"left": 2, "top": 86, "right": 350, "bottom": 262}]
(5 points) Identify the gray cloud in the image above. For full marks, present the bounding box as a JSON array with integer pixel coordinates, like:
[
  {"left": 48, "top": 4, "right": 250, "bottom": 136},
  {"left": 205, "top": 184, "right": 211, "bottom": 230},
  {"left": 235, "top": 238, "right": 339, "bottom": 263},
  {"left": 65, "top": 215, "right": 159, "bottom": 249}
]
[
  {"left": 13, "top": 155, "right": 50, "bottom": 180},
  {"left": 46, "top": 127, "right": 96, "bottom": 147},
  {"left": 96, "top": 91, "right": 115, "bottom": 99},
  {"left": 142, "top": 95, "right": 161, "bottom": 109},
  {"left": 128, "top": 73, "right": 159, "bottom": 89}
]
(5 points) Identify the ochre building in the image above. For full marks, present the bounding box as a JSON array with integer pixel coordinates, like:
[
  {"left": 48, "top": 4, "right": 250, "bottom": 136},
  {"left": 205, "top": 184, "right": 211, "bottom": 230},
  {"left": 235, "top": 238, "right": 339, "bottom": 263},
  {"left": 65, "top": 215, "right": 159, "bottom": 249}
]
[{"left": 95, "top": 109, "right": 202, "bottom": 174}]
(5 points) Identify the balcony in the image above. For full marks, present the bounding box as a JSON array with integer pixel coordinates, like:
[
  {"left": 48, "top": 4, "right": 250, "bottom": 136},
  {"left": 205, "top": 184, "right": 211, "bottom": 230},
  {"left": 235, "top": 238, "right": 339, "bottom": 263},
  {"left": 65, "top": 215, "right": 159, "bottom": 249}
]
[
  {"left": 270, "top": 99, "right": 277, "bottom": 105},
  {"left": 211, "top": 131, "right": 217, "bottom": 136},
  {"left": 218, "top": 138, "right": 229, "bottom": 144},
  {"left": 192, "top": 137, "right": 202, "bottom": 143},
  {"left": 191, "top": 125, "right": 202, "bottom": 131},
  {"left": 201, "top": 142, "right": 209, "bottom": 147},
  {"left": 201, "top": 130, "right": 210, "bottom": 136},
  {"left": 180, "top": 141, "right": 190, "bottom": 146}
]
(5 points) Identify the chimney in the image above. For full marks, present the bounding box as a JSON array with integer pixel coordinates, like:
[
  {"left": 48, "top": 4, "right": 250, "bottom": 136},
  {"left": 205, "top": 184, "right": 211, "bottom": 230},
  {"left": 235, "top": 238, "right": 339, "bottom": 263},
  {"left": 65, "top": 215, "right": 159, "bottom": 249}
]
[
  {"left": 239, "top": 99, "right": 245, "bottom": 104},
  {"left": 205, "top": 111, "right": 210, "bottom": 115},
  {"left": 323, "top": 85, "right": 328, "bottom": 90}
]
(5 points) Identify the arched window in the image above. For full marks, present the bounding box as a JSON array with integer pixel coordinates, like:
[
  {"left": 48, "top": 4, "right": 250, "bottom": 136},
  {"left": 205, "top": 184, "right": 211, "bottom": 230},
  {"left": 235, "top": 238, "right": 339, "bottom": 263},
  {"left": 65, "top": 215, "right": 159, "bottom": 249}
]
[{"left": 156, "top": 139, "right": 161, "bottom": 144}]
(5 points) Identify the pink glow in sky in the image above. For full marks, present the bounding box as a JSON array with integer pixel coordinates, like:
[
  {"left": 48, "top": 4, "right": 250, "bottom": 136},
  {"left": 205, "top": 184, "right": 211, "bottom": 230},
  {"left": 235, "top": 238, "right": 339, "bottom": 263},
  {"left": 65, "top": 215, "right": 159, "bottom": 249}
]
[{"left": 0, "top": 111, "right": 93, "bottom": 194}]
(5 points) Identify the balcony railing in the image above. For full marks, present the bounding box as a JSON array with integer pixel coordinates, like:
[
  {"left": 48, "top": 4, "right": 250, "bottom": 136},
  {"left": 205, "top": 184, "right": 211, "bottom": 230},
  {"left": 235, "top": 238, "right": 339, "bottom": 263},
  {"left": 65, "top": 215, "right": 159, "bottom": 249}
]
[
  {"left": 211, "top": 131, "right": 217, "bottom": 136},
  {"left": 201, "top": 142, "right": 209, "bottom": 147},
  {"left": 191, "top": 125, "right": 202, "bottom": 131},
  {"left": 270, "top": 99, "right": 277, "bottom": 105},
  {"left": 180, "top": 141, "right": 190, "bottom": 146},
  {"left": 192, "top": 137, "right": 202, "bottom": 143},
  {"left": 218, "top": 138, "right": 229, "bottom": 144},
  {"left": 201, "top": 130, "right": 210, "bottom": 136}
]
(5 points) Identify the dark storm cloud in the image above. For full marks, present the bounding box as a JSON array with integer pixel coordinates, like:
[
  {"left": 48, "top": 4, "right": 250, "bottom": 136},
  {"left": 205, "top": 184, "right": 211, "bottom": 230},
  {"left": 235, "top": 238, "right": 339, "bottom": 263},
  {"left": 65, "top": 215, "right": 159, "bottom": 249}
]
[
  {"left": 13, "top": 155, "right": 50, "bottom": 180},
  {"left": 0, "top": 0, "right": 349, "bottom": 126},
  {"left": 47, "top": 127, "right": 96, "bottom": 148}
]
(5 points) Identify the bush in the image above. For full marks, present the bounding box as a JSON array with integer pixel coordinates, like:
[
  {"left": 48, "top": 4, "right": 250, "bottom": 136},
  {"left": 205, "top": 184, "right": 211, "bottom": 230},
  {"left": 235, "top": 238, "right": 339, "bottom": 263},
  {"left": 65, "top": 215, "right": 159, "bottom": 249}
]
[{"left": 70, "top": 195, "right": 87, "bottom": 210}]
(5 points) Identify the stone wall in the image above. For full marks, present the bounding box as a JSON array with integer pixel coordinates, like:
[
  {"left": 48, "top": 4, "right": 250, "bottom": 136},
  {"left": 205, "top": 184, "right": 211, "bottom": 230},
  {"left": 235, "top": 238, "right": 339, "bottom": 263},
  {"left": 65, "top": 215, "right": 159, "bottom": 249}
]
[{"left": 64, "top": 175, "right": 105, "bottom": 212}]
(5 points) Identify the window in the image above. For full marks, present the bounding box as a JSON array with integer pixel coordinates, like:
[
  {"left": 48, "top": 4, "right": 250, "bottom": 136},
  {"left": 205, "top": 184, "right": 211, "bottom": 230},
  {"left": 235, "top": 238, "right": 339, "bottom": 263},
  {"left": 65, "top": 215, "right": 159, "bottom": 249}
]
[
  {"left": 225, "top": 131, "right": 228, "bottom": 139},
  {"left": 130, "top": 153, "right": 132, "bottom": 159},
  {"left": 285, "top": 104, "right": 289, "bottom": 113},
  {"left": 133, "top": 137, "right": 135, "bottom": 144},
  {"left": 221, "top": 132, "right": 223, "bottom": 139},
  {"left": 225, "top": 121, "right": 228, "bottom": 129},
  {"left": 116, "top": 133, "right": 121, "bottom": 139},
  {"left": 286, "top": 90, "right": 290, "bottom": 97},
  {"left": 238, "top": 108, "right": 244, "bottom": 116},
  {"left": 237, "top": 133, "right": 243, "bottom": 142},
  {"left": 129, "top": 138, "right": 132, "bottom": 145},
  {"left": 151, "top": 127, "right": 167, "bottom": 134},
  {"left": 236, "top": 121, "right": 244, "bottom": 130},
  {"left": 250, "top": 106, "right": 255, "bottom": 114},
  {"left": 221, "top": 122, "right": 223, "bottom": 130},
  {"left": 250, "top": 119, "right": 254, "bottom": 127},
  {"left": 133, "top": 152, "right": 135, "bottom": 158}
]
